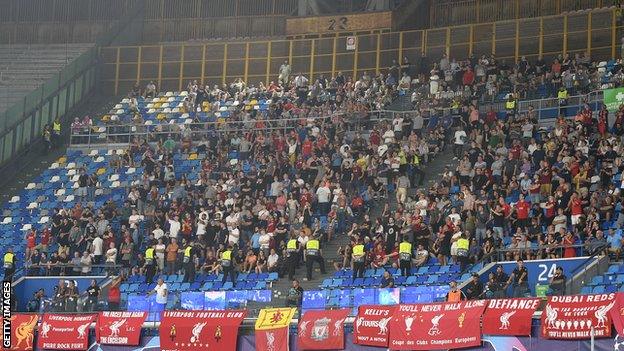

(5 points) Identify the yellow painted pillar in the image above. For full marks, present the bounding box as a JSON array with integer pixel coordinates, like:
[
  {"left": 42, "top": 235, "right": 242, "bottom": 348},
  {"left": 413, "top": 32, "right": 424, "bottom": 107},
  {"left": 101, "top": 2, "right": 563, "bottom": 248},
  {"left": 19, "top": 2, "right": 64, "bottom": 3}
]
[
  {"left": 222, "top": 43, "right": 228, "bottom": 85},
  {"left": 244, "top": 42, "right": 250, "bottom": 84},
  {"left": 376, "top": 33, "right": 381, "bottom": 75},
  {"left": 469, "top": 25, "right": 474, "bottom": 56},
  {"left": 491, "top": 23, "right": 496, "bottom": 55},
  {"left": 288, "top": 40, "right": 293, "bottom": 66},
  {"left": 178, "top": 45, "right": 185, "bottom": 91},
  {"left": 157, "top": 45, "right": 163, "bottom": 90},
  {"left": 399, "top": 31, "right": 404, "bottom": 63},
  {"left": 563, "top": 15, "right": 568, "bottom": 55},
  {"left": 332, "top": 37, "right": 337, "bottom": 78},
  {"left": 114, "top": 47, "right": 120, "bottom": 95},
  {"left": 445, "top": 27, "right": 451, "bottom": 57},
  {"left": 539, "top": 18, "right": 544, "bottom": 57},
  {"left": 587, "top": 11, "right": 592, "bottom": 55},
  {"left": 310, "top": 39, "right": 315, "bottom": 81},
  {"left": 514, "top": 21, "right": 520, "bottom": 62},
  {"left": 136, "top": 46, "right": 142, "bottom": 83},
  {"left": 266, "top": 41, "right": 272, "bottom": 85},
  {"left": 200, "top": 44, "right": 206, "bottom": 86},
  {"left": 612, "top": 9, "right": 617, "bottom": 59},
  {"left": 353, "top": 37, "right": 359, "bottom": 80},
  {"left": 421, "top": 30, "right": 426, "bottom": 55}
]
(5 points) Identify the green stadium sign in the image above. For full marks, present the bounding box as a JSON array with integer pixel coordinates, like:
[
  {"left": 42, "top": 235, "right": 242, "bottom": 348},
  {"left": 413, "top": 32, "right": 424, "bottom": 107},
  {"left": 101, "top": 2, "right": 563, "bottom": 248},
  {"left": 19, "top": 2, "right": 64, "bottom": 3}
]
[{"left": 603, "top": 87, "right": 624, "bottom": 112}]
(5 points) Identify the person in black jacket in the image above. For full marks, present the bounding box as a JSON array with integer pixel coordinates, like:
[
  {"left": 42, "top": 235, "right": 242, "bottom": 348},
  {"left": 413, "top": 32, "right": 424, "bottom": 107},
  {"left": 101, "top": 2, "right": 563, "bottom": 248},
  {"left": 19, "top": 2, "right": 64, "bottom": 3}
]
[{"left": 464, "top": 273, "right": 483, "bottom": 300}]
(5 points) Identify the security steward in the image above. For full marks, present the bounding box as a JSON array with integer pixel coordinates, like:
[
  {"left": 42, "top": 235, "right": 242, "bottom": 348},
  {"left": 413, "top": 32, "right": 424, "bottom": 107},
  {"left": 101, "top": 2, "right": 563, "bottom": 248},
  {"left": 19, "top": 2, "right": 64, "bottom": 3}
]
[
  {"left": 558, "top": 86, "right": 568, "bottom": 116},
  {"left": 505, "top": 93, "right": 517, "bottom": 119},
  {"left": 304, "top": 235, "right": 326, "bottom": 281},
  {"left": 182, "top": 239, "right": 195, "bottom": 283},
  {"left": 220, "top": 245, "right": 237, "bottom": 284},
  {"left": 4, "top": 247, "right": 15, "bottom": 281},
  {"left": 286, "top": 233, "right": 299, "bottom": 281},
  {"left": 399, "top": 235, "right": 413, "bottom": 276},
  {"left": 352, "top": 238, "right": 366, "bottom": 280},
  {"left": 456, "top": 232, "right": 470, "bottom": 271},
  {"left": 144, "top": 243, "right": 156, "bottom": 284}
]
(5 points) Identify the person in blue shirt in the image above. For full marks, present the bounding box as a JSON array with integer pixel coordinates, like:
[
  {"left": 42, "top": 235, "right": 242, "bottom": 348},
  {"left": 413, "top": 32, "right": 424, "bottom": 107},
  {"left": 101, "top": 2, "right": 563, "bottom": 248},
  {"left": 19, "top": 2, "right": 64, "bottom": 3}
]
[
  {"left": 607, "top": 228, "right": 623, "bottom": 258},
  {"left": 251, "top": 229, "right": 261, "bottom": 255}
]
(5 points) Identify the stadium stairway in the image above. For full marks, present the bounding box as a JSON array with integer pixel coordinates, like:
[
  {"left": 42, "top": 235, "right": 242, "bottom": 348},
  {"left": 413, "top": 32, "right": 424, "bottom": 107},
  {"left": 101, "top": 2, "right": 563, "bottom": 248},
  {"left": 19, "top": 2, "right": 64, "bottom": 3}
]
[
  {"left": 0, "top": 94, "right": 117, "bottom": 204},
  {"left": 271, "top": 146, "right": 457, "bottom": 302}
]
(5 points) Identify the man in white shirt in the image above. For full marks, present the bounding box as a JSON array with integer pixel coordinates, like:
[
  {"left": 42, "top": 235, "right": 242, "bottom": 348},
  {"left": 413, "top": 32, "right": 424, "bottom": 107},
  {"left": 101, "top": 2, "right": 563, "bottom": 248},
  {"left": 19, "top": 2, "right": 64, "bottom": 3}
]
[
  {"left": 453, "top": 127, "right": 467, "bottom": 159},
  {"left": 168, "top": 214, "right": 181, "bottom": 239},
  {"left": 91, "top": 235, "right": 103, "bottom": 264},
  {"left": 414, "top": 244, "right": 429, "bottom": 266},
  {"left": 148, "top": 278, "right": 168, "bottom": 310},
  {"left": 152, "top": 223, "right": 165, "bottom": 241},
  {"left": 316, "top": 183, "right": 331, "bottom": 215}
]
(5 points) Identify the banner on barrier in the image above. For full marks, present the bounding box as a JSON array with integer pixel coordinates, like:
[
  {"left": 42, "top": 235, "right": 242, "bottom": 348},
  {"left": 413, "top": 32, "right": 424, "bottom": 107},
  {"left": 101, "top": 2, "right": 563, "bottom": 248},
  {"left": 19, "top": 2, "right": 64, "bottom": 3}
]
[
  {"left": 2, "top": 314, "right": 39, "bottom": 351},
  {"left": 36, "top": 314, "right": 96, "bottom": 350},
  {"left": 482, "top": 298, "right": 541, "bottom": 336},
  {"left": 541, "top": 294, "right": 615, "bottom": 339},
  {"left": 96, "top": 311, "right": 147, "bottom": 346},
  {"left": 389, "top": 301, "right": 487, "bottom": 350},
  {"left": 159, "top": 310, "right": 246, "bottom": 351},
  {"left": 255, "top": 308, "right": 297, "bottom": 351},
  {"left": 298, "top": 309, "right": 350, "bottom": 350},
  {"left": 352, "top": 305, "right": 395, "bottom": 347}
]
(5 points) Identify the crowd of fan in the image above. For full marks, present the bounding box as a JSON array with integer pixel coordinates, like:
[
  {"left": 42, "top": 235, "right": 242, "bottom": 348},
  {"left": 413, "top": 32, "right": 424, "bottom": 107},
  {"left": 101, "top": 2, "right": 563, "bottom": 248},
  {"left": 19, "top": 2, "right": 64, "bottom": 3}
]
[{"left": 19, "top": 53, "right": 624, "bottom": 306}]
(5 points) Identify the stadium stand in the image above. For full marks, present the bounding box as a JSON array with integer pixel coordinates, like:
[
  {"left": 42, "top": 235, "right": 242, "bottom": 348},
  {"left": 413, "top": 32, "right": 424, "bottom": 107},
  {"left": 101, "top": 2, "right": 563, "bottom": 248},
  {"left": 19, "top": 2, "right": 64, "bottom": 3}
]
[{"left": 0, "top": 44, "right": 92, "bottom": 113}]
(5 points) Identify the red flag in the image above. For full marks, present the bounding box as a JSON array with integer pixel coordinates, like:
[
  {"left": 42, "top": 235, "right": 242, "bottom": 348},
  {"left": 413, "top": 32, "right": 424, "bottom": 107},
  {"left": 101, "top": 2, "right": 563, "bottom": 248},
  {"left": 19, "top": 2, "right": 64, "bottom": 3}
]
[
  {"left": 255, "top": 308, "right": 297, "bottom": 351},
  {"left": 482, "top": 298, "right": 540, "bottom": 335},
  {"left": 36, "top": 314, "right": 96, "bottom": 350},
  {"left": 1, "top": 314, "right": 39, "bottom": 350},
  {"left": 352, "top": 305, "right": 395, "bottom": 347},
  {"left": 297, "top": 309, "right": 350, "bottom": 350},
  {"left": 389, "top": 301, "right": 486, "bottom": 350},
  {"left": 96, "top": 311, "right": 147, "bottom": 346},
  {"left": 610, "top": 292, "right": 624, "bottom": 334},
  {"left": 159, "top": 310, "right": 246, "bottom": 351},
  {"left": 256, "top": 328, "right": 289, "bottom": 351},
  {"left": 541, "top": 293, "right": 616, "bottom": 339}
]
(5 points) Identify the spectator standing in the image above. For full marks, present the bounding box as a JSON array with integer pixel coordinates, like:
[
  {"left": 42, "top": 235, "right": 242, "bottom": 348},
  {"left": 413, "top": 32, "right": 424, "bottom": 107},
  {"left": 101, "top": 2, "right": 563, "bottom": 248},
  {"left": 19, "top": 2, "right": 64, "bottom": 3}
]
[
  {"left": 286, "top": 279, "right": 303, "bottom": 307},
  {"left": 464, "top": 273, "right": 483, "bottom": 300},
  {"left": 506, "top": 259, "right": 529, "bottom": 297},
  {"left": 85, "top": 279, "right": 100, "bottom": 311}
]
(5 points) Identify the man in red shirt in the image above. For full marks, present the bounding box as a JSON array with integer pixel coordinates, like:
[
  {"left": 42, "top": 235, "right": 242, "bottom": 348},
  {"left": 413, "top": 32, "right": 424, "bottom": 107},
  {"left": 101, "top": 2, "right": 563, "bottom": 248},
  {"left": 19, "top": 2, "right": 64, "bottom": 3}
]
[
  {"left": 568, "top": 192, "right": 584, "bottom": 227},
  {"left": 514, "top": 194, "right": 531, "bottom": 230}
]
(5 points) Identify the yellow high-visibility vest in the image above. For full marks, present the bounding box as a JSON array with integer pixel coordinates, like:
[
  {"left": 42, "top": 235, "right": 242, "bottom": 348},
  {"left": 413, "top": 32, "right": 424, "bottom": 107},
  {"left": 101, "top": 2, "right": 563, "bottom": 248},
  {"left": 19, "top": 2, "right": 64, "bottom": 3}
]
[
  {"left": 53, "top": 121, "right": 61, "bottom": 132},
  {"left": 505, "top": 100, "right": 516, "bottom": 110},
  {"left": 456, "top": 238, "right": 469, "bottom": 257},
  {"left": 399, "top": 242, "right": 412, "bottom": 261},
  {"left": 145, "top": 248, "right": 155, "bottom": 265},
  {"left": 3, "top": 252, "right": 14, "bottom": 269},
  {"left": 221, "top": 250, "right": 232, "bottom": 267},
  {"left": 352, "top": 244, "right": 365, "bottom": 262},
  {"left": 183, "top": 246, "right": 192, "bottom": 263},
  {"left": 287, "top": 239, "right": 298, "bottom": 252},
  {"left": 306, "top": 240, "right": 320, "bottom": 256}
]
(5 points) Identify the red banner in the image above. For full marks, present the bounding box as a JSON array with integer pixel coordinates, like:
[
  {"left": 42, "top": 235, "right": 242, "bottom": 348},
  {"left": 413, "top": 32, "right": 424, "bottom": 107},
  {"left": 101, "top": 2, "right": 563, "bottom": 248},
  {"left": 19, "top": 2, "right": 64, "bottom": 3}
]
[
  {"left": 352, "top": 305, "right": 395, "bottom": 347},
  {"left": 541, "top": 293, "right": 616, "bottom": 339},
  {"left": 610, "top": 292, "right": 624, "bottom": 335},
  {"left": 482, "top": 298, "right": 540, "bottom": 336},
  {"left": 297, "top": 309, "right": 350, "bottom": 350},
  {"left": 96, "top": 311, "right": 147, "bottom": 346},
  {"left": 159, "top": 310, "right": 246, "bottom": 351},
  {"left": 2, "top": 314, "right": 39, "bottom": 350},
  {"left": 36, "top": 314, "right": 96, "bottom": 350},
  {"left": 256, "top": 328, "right": 289, "bottom": 351},
  {"left": 389, "top": 301, "right": 486, "bottom": 350}
]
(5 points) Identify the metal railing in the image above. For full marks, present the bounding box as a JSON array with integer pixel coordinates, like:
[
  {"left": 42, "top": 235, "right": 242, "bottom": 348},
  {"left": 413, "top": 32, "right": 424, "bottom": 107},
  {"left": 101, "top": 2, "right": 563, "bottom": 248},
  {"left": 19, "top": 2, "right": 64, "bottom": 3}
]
[{"left": 68, "top": 109, "right": 455, "bottom": 147}]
